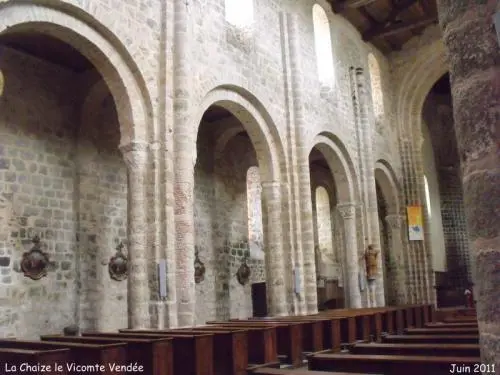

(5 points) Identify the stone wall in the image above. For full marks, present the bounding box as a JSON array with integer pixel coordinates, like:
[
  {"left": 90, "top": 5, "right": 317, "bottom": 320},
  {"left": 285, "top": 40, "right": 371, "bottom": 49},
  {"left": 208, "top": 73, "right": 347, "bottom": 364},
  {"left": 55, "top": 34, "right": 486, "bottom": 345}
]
[{"left": 0, "top": 46, "right": 127, "bottom": 338}]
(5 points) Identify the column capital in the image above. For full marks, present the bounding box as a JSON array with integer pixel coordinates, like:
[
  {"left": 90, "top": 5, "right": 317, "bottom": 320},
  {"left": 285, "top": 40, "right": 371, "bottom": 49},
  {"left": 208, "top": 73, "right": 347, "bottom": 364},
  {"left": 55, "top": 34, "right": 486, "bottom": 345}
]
[
  {"left": 385, "top": 214, "right": 405, "bottom": 229},
  {"left": 119, "top": 141, "right": 149, "bottom": 169},
  {"left": 336, "top": 202, "right": 356, "bottom": 219}
]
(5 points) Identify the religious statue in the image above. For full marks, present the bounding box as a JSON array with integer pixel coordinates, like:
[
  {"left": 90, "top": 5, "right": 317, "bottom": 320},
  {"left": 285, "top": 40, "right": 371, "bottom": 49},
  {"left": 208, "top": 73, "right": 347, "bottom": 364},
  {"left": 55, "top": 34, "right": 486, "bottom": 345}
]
[{"left": 364, "top": 244, "right": 379, "bottom": 281}]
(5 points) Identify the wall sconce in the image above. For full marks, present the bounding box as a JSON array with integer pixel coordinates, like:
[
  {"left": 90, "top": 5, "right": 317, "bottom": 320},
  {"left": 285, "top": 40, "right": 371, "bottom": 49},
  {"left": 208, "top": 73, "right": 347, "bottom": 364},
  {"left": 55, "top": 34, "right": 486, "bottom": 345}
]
[
  {"left": 236, "top": 256, "right": 251, "bottom": 285},
  {"left": 0, "top": 70, "right": 4, "bottom": 97},
  {"left": 108, "top": 241, "right": 128, "bottom": 281},
  {"left": 20, "top": 235, "right": 50, "bottom": 280}
]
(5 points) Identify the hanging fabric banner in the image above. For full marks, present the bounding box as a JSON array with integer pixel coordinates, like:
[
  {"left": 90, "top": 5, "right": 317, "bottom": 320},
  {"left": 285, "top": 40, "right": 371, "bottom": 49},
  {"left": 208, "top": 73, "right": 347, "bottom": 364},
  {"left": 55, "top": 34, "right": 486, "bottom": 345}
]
[{"left": 407, "top": 205, "right": 424, "bottom": 241}]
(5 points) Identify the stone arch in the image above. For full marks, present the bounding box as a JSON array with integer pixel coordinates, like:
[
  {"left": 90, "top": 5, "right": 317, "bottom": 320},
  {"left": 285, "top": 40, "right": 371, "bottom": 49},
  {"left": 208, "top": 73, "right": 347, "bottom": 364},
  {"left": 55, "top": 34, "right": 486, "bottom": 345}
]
[
  {"left": 309, "top": 132, "right": 358, "bottom": 204},
  {"left": 192, "top": 85, "right": 285, "bottom": 183},
  {"left": 0, "top": 2, "right": 152, "bottom": 145},
  {"left": 396, "top": 40, "right": 448, "bottom": 138},
  {"left": 395, "top": 38, "right": 448, "bottom": 304},
  {"left": 374, "top": 160, "right": 400, "bottom": 215}
]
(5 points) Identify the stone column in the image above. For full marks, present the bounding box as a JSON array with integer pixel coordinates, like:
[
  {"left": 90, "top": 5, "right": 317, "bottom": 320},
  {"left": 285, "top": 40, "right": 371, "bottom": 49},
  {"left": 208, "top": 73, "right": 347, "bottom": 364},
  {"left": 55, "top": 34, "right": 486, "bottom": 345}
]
[
  {"left": 287, "top": 13, "right": 317, "bottom": 314},
  {"left": 337, "top": 203, "right": 362, "bottom": 308},
  {"left": 173, "top": 0, "right": 195, "bottom": 327},
  {"left": 350, "top": 67, "right": 385, "bottom": 307},
  {"left": 437, "top": 0, "right": 499, "bottom": 366},
  {"left": 261, "top": 181, "right": 288, "bottom": 316},
  {"left": 385, "top": 215, "right": 407, "bottom": 304},
  {"left": 120, "top": 142, "right": 150, "bottom": 329}
]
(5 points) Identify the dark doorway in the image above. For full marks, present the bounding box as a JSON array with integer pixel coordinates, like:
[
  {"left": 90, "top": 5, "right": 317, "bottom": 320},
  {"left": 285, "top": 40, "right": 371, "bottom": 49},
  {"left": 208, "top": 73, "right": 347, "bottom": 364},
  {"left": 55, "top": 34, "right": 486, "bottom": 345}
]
[{"left": 251, "top": 282, "right": 268, "bottom": 317}]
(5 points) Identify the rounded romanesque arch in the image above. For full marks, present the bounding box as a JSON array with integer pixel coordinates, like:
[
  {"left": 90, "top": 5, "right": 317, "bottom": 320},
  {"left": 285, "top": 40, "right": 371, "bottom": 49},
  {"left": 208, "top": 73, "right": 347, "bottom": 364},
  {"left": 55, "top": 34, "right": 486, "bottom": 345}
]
[
  {"left": 394, "top": 32, "right": 448, "bottom": 304},
  {"left": 191, "top": 85, "right": 286, "bottom": 183},
  {"left": 309, "top": 132, "right": 361, "bottom": 307},
  {"left": 309, "top": 132, "right": 358, "bottom": 204},
  {"left": 374, "top": 160, "right": 400, "bottom": 216},
  {"left": 0, "top": 2, "right": 152, "bottom": 145},
  {"left": 396, "top": 39, "right": 448, "bottom": 139}
]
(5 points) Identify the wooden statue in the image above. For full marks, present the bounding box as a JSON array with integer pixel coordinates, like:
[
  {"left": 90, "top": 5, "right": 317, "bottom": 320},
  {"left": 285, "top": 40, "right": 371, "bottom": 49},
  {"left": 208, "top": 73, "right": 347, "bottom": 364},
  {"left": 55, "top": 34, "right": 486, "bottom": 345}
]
[{"left": 364, "top": 245, "right": 379, "bottom": 281}]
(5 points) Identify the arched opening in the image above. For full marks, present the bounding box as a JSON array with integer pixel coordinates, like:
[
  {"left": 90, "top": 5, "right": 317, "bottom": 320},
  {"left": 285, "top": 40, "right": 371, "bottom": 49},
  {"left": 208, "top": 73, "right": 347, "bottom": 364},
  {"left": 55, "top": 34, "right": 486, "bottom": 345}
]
[
  {"left": 0, "top": 31, "right": 128, "bottom": 337},
  {"left": 375, "top": 183, "right": 393, "bottom": 304},
  {"left": 194, "top": 105, "right": 272, "bottom": 323},
  {"left": 313, "top": 185, "right": 340, "bottom": 306},
  {"left": 422, "top": 72, "right": 470, "bottom": 307},
  {"left": 374, "top": 161, "right": 405, "bottom": 305},
  {"left": 309, "top": 134, "right": 358, "bottom": 309},
  {"left": 225, "top": 0, "right": 254, "bottom": 28},
  {"left": 312, "top": 4, "right": 334, "bottom": 85},
  {"left": 368, "top": 53, "right": 384, "bottom": 127}
]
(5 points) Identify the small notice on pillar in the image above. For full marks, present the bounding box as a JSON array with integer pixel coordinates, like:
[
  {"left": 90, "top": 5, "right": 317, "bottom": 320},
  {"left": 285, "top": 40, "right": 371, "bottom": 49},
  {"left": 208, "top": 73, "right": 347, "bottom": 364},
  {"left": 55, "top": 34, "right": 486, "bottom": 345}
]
[{"left": 407, "top": 205, "right": 424, "bottom": 241}]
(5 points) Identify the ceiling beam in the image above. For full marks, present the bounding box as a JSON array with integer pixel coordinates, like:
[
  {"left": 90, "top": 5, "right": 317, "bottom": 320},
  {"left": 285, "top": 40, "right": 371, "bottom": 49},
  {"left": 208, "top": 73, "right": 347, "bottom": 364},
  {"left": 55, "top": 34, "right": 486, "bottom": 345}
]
[
  {"left": 365, "top": 17, "right": 437, "bottom": 39},
  {"left": 361, "top": 0, "right": 423, "bottom": 40},
  {"left": 331, "top": 0, "right": 378, "bottom": 13}
]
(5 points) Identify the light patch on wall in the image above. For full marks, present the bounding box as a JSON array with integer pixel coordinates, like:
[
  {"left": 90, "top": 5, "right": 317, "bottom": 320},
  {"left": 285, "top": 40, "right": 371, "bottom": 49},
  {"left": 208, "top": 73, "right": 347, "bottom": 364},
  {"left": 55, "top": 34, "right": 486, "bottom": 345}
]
[
  {"left": 424, "top": 175, "right": 432, "bottom": 217},
  {"left": 368, "top": 54, "right": 385, "bottom": 123},
  {"left": 0, "top": 70, "right": 4, "bottom": 97},
  {"left": 312, "top": 4, "right": 335, "bottom": 85},
  {"left": 225, "top": 0, "right": 254, "bottom": 28}
]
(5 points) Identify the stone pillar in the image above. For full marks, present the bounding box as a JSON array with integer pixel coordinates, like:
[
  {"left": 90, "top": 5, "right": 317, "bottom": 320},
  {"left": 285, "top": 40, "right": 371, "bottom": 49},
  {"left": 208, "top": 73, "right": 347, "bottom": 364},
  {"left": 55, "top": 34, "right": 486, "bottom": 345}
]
[
  {"left": 280, "top": 11, "right": 307, "bottom": 315},
  {"left": 120, "top": 142, "right": 150, "bottom": 329},
  {"left": 261, "top": 181, "right": 288, "bottom": 316},
  {"left": 287, "top": 13, "right": 317, "bottom": 314},
  {"left": 385, "top": 215, "right": 407, "bottom": 304},
  {"left": 437, "top": 0, "right": 500, "bottom": 366},
  {"left": 337, "top": 203, "right": 362, "bottom": 308},
  {"left": 355, "top": 67, "right": 385, "bottom": 307},
  {"left": 173, "top": 0, "right": 195, "bottom": 327}
]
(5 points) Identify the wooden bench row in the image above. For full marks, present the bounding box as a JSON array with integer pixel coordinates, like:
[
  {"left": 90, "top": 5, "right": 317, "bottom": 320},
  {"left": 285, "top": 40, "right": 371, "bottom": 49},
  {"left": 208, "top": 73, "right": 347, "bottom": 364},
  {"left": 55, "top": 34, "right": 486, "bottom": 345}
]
[{"left": 0, "top": 303, "right": 441, "bottom": 375}]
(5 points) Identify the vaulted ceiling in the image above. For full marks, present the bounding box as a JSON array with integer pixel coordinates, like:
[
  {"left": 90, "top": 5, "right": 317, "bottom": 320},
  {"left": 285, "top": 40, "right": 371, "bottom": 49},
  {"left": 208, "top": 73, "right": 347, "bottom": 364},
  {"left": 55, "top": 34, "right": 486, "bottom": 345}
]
[{"left": 327, "top": 0, "right": 439, "bottom": 53}]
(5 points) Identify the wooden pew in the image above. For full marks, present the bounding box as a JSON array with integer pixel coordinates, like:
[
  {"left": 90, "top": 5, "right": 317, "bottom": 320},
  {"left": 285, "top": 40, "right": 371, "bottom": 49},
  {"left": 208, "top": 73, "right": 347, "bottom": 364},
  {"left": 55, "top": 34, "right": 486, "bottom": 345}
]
[
  {"left": 0, "top": 339, "right": 126, "bottom": 375},
  {"left": 317, "top": 311, "right": 368, "bottom": 343},
  {"left": 350, "top": 342, "right": 481, "bottom": 357},
  {"left": 443, "top": 317, "right": 477, "bottom": 323},
  {"left": 40, "top": 334, "right": 173, "bottom": 375},
  {"left": 247, "top": 317, "right": 325, "bottom": 353},
  {"left": 121, "top": 328, "right": 246, "bottom": 375},
  {"left": 178, "top": 326, "right": 277, "bottom": 365},
  {"left": 248, "top": 367, "right": 378, "bottom": 375},
  {"left": 425, "top": 322, "right": 477, "bottom": 328},
  {"left": 308, "top": 353, "right": 480, "bottom": 375},
  {"left": 206, "top": 321, "right": 301, "bottom": 367},
  {"left": 382, "top": 334, "right": 479, "bottom": 344},
  {"left": 82, "top": 332, "right": 212, "bottom": 375},
  {"left": 0, "top": 347, "right": 70, "bottom": 375},
  {"left": 405, "top": 327, "right": 479, "bottom": 335}
]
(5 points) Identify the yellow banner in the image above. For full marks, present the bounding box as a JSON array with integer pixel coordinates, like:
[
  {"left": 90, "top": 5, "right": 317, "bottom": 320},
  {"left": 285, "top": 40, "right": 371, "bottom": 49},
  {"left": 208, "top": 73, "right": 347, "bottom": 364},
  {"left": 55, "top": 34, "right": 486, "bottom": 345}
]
[{"left": 407, "top": 205, "right": 424, "bottom": 241}]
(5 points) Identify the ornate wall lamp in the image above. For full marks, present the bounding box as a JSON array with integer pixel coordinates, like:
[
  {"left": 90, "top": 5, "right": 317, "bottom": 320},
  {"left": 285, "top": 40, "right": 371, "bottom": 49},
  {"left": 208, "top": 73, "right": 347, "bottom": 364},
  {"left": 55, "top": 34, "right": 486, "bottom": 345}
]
[
  {"left": 108, "top": 241, "right": 128, "bottom": 281},
  {"left": 236, "top": 256, "right": 251, "bottom": 285},
  {"left": 21, "top": 235, "right": 50, "bottom": 280}
]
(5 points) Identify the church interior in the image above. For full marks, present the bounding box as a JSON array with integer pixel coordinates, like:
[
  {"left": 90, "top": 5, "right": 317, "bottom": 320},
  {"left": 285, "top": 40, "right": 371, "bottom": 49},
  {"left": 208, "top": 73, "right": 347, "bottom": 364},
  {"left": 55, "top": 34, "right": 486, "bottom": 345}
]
[{"left": 0, "top": 0, "right": 498, "bottom": 373}]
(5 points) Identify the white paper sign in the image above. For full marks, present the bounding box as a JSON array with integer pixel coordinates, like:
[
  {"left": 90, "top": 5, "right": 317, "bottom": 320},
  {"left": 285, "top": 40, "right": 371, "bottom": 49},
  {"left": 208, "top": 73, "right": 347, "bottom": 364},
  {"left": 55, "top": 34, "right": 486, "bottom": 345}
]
[{"left": 158, "top": 259, "right": 167, "bottom": 298}]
